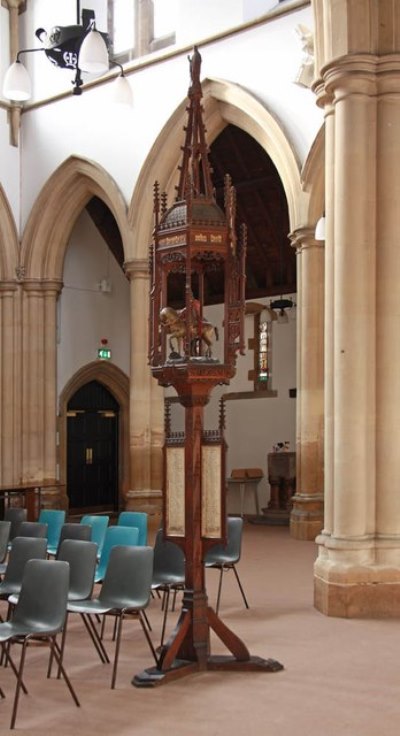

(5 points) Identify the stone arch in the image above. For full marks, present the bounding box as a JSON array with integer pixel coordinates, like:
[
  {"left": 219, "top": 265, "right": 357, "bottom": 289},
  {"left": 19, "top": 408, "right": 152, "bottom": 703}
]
[
  {"left": 127, "top": 77, "right": 303, "bottom": 262},
  {"left": 0, "top": 184, "right": 19, "bottom": 281},
  {"left": 301, "top": 124, "right": 325, "bottom": 225},
  {"left": 58, "top": 361, "right": 130, "bottom": 509},
  {"left": 21, "top": 156, "right": 131, "bottom": 281}
]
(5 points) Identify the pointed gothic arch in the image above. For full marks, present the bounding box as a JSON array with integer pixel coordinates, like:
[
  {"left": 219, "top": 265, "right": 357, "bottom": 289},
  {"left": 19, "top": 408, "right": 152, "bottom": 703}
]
[
  {"left": 0, "top": 184, "right": 19, "bottom": 281},
  {"left": 20, "top": 156, "right": 131, "bottom": 281},
  {"left": 127, "top": 77, "right": 304, "bottom": 262},
  {"left": 58, "top": 361, "right": 130, "bottom": 509}
]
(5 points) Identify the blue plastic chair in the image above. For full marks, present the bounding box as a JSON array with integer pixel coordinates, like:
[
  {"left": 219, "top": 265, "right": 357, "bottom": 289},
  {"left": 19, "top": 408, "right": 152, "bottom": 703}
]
[
  {"left": 80, "top": 515, "right": 109, "bottom": 557},
  {"left": 94, "top": 525, "right": 139, "bottom": 583},
  {"left": 38, "top": 509, "right": 66, "bottom": 555},
  {"left": 117, "top": 511, "right": 148, "bottom": 546}
]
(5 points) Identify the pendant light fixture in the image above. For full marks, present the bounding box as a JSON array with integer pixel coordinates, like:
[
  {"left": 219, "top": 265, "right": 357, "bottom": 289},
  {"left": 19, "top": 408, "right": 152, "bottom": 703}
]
[{"left": 2, "top": 5, "right": 132, "bottom": 104}]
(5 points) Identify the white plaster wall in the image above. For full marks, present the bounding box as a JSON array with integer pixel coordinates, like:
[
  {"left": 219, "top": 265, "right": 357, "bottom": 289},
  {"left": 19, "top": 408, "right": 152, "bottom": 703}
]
[
  {"left": 57, "top": 209, "right": 130, "bottom": 398},
  {"left": 11, "top": 3, "right": 321, "bottom": 229},
  {"left": 0, "top": 107, "right": 20, "bottom": 228},
  {"left": 168, "top": 297, "right": 297, "bottom": 514}
]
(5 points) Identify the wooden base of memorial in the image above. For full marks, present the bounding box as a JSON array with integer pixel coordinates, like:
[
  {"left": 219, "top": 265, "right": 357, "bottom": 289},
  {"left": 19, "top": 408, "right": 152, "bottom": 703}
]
[{"left": 133, "top": 363, "right": 283, "bottom": 687}]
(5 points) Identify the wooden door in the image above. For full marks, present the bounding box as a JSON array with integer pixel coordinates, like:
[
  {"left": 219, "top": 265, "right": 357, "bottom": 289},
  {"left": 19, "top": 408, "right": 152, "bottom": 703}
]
[{"left": 67, "top": 381, "right": 119, "bottom": 512}]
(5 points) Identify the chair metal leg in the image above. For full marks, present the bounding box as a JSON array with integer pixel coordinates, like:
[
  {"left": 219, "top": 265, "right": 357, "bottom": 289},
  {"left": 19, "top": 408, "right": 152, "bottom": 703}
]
[
  {"left": 10, "top": 638, "right": 28, "bottom": 729},
  {"left": 142, "top": 609, "right": 152, "bottom": 632},
  {"left": 49, "top": 637, "right": 80, "bottom": 708},
  {"left": 139, "top": 611, "right": 159, "bottom": 665},
  {"left": 110, "top": 613, "right": 123, "bottom": 689},
  {"left": 232, "top": 564, "right": 250, "bottom": 609},
  {"left": 1, "top": 643, "right": 28, "bottom": 695},
  {"left": 81, "top": 613, "right": 110, "bottom": 664},
  {"left": 215, "top": 566, "right": 224, "bottom": 614},
  {"left": 160, "top": 587, "right": 171, "bottom": 647}
]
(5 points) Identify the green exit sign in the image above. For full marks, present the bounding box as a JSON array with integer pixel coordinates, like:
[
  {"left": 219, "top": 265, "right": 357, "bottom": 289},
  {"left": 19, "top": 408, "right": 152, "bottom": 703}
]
[{"left": 98, "top": 347, "right": 112, "bottom": 360}]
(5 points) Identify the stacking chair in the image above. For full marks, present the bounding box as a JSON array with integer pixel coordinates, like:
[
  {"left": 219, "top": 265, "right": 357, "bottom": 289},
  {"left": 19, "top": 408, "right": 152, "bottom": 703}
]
[
  {"left": 38, "top": 508, "right": 66, "bottom": 555},
  {"left": 0, "top": 537, "right": 48, "bottom": 620},
  {"left": 53, "top": 522, "right": 92, "bottom": 557},
  {"left": 4, "top": 507, "right": 27, "bottom": 541},
  {"left": 118, "top": 511, "right": 148, "bottom": 545},
  {"left": 94, "top": 525, "right": 139, "bottom": 584},
  {"left": 204, "top": 516, "right": 249, "bottom": 614},
  {"left": 68, "top": 545, "right": 157, "bottom": 688},
  {"left": 0, "top": 558, "right": 80, "bottom": 729},
  {"left": 18, "top": 521, "right": 48, "bottom": 538},
  {"left": 52, "top": 539, "right": 99, "bottom": 676},
  {"left": 80, "top": 514, "right": 109, "bottom": 557},
  {"left": 151, "top": 530, "right": 185, "bottom": 647}
]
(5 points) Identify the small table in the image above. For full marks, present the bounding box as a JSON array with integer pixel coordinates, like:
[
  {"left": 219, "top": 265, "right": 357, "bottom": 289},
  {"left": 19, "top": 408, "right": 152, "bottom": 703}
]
[
  {"left": 226, "top": 470, "right": 263, "bottom": 517},
  {"left": 0, "top": 482, "right": 65, "bottom": 520}
]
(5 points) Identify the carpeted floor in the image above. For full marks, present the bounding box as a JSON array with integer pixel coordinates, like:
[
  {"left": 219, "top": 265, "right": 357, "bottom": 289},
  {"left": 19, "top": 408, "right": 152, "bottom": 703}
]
[{"left": 1, "top": 523, "right": 399, "bottom": 735}]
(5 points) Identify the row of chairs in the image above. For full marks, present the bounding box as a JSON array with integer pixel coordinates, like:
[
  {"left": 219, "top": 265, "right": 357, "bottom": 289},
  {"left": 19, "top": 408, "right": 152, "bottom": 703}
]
[
  {"left": 0, "top": 541, "right": 156, "bottom": 728},
  {"left": 1, "top": 508, "right": 148, "bottom": 557},
  {"left": 0, "top": 516, "right": 248, "bottom": 728}
]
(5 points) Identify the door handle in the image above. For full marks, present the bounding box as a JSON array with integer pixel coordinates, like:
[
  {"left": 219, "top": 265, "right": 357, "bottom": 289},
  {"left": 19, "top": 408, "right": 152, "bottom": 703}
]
[{"left": 85, "top": 447, "right": 93, "bottom": 464}]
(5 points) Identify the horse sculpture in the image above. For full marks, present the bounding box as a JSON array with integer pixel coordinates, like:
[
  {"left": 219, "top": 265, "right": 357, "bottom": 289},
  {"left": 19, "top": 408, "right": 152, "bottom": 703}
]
[{"left": 160, "top": 306, "right": 218, "bottom": 359}]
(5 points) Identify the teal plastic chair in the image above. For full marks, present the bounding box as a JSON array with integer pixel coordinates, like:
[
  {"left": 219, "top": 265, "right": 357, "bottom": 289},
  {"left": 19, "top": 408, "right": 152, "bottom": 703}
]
[
  {"left": 94, "top": 525, "right": 139, "bottom": 583},
  {"left": 117, "top": 511, "right": 148, "bottom": 546},
  {"left": 80, "top": 515, "right": 109, "bottom": 557},
  {"left": 38, "top": 509, "right": 66, "bottom": 555}
]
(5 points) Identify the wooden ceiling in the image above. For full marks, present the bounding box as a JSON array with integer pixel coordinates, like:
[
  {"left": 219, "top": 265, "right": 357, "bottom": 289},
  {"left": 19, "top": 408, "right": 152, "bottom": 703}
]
[{"left": 86, "top": 124, "right": 295, "bottom": 306}]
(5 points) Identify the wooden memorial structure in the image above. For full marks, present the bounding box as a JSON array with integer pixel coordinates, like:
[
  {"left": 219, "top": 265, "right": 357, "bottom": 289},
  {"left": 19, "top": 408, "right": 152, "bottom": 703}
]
[{"left": 133, "top": 47, "right": 283, "bottom": 686}]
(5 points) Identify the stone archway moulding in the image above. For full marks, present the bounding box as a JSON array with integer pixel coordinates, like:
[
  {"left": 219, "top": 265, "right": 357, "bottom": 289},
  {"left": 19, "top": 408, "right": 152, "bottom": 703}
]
[
  {"left": 20, "top": 156, "right": 130, "bottom": 281},
  {"left": 0, "top": 184, "right": 19, "bottom": 281},
  {"left": 128, "top": 77, "right": 304, "bottom": 262},
  {"left": 58, "top": 361, "right": 130, "bottom": 508}
]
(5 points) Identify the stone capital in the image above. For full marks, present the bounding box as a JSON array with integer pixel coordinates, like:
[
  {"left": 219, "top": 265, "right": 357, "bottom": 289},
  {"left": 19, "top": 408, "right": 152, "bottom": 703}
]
[
  {"left": 22, "top": 278, "right": 63, "bottom": 295},
  {"left": 124, "top": 259, "right": 150, "bottom": 280},
  {"left": 1, "top": 1, "right": 26, "bottom": 12},
  {"left": 289, "top": 227, "right": 324, "bottom": 253}
]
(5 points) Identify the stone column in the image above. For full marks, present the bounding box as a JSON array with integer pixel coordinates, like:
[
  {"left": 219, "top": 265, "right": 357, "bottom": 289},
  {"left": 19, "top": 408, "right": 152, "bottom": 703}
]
[
  {"left": 312, "top": 0, "right": 400, "bottom": 616},
  {"left": 0, "top": 281, "right": 20, "bottom": 484},
  {"left": 21, "top": 280, "right": 65, "bottom": 508},
  {"left": 125, "top": 259, "right": 163, "bottom": 522},
  {"left": 290, "top": 227, "right": 324, "bottom": 540}
]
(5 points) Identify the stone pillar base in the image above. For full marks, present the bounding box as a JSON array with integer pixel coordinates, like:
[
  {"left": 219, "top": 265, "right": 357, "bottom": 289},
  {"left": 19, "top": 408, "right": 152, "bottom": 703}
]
[
  {"left": 290, "top": 493, "right": 324, "bottom": 540},
  {"left": 124, "top": 490, "right": 162, "bottom": 530},
  {"left": 315, "top": 533, "right": 400, "bottom": 617},
  {"left": 314, "top": 574, "right": 400, "bottom": 618}
]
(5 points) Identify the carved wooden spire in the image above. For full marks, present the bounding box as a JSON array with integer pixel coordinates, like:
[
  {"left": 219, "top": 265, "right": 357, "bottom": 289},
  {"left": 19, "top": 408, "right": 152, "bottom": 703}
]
[{"left": 176, "top": 46, "right": 214, "bottom": 202}]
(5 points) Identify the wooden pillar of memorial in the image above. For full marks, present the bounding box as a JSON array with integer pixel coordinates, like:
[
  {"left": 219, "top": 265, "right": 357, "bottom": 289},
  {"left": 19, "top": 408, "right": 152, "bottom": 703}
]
[{"left": 133, "top": 48, "right": 283, "bottom": 686}]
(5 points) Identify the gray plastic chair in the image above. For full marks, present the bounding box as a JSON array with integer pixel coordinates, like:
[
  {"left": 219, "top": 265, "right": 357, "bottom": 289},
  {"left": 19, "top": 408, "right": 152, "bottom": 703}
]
[
  {"left": 68, "top": 545, "right": 157, "bottom": 688},
  {"left": 19, "top": 521, "right": 48, "bottom": 538},
  {"left": 152, "top": 529, "right": 185, "bottom": 646},
  {"left": 53, "top": 522, "right": 92, "bottom": 557},
  {"left": 0, "top": 520, "right": 11, "bottom": 564},
  {"left": 4, "top": 507, "right": 27, "bottom": 541},
  {"left": 204, "top": 516, "right": 249, "bottom": 614},
  {"left": 0, "top": 558, "right": 80, "bottom": 729},
  {"left": 0, "top": 537, "right": 48, "bottom": 617}
]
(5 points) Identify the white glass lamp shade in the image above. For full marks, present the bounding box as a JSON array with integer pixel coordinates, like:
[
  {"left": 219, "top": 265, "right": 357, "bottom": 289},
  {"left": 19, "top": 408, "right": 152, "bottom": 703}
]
[
  {"left": 78, "top": 29, "right": 109, "bottom": 74},
  {"left": 3, "top": 60, "right": 31, "bottom": 101},
  {"left": 277, "top": 309, "right": 289, "bottom": 324},
  {"left": 315, "top": 215, "right": 326, "bottom": 241},
  {"left": 260, "top": 306, "right": 277, "bottom": 324},
  {"left": 112, "top": 74, "right": 133, "bottom": 106}
]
